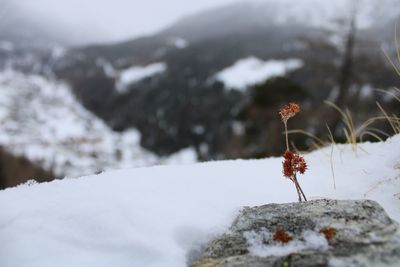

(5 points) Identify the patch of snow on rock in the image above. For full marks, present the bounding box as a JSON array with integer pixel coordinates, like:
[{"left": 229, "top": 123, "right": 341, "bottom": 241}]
[
  {"left": 214, "top": 57, "right": 303, "bottom": 91},
  {"left": 116, "top": 62, "right": 167, "bottom": 93},
  {"left": 171, "top": 37, "right": 188, "bottom": 49}
]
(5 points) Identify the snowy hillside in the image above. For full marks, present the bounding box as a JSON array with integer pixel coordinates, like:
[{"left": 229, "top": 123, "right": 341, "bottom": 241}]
[
  {"left": 257, "top": 0, "right": 396, "bottom": 29},
  {"left": 0, "top": 69, "right": 196, "bottom": 178},
  {"left": 1, "top": 134, "right": 399, "bottom": 267}
]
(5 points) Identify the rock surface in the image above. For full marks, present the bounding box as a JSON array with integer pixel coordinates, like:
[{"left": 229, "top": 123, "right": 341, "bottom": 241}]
[{"left": 190, "top": 199, "right": 400, "bottom": 267}]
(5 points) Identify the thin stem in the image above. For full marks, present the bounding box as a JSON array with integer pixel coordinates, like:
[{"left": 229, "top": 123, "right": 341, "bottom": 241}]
[
  {"left": 294, "top": 177, "right": 308, "bottom": 202},
  {"left": 295, "top": 181, "right": 302, "bottom": 202},
  {"left": 284, "top": 121, "right": 289, "bottom": 151}
]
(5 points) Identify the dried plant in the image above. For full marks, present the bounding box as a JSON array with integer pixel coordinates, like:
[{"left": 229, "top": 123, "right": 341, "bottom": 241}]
[
  {"left": 279, "top": 103, "right": 308, "bottom": 202},
  {"left": 279, "top": 103, "right": 301, "bottom": 151}
]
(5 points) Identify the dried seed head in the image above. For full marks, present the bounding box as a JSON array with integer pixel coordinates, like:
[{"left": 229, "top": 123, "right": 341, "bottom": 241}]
[
  {"left": 279, "top": 103, "right": 301, "bottom": 122},
  {"left": 297, "top": 157, "right": 307, "bottom": 174},
  {"left": 283, "top": 150, "right": 295, "bottom": 178},
  {"left": 282, "top": 150, "right": 308, "bottom": 178}
]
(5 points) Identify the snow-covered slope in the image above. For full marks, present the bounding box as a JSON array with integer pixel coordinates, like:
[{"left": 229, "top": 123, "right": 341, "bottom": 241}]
[
  {"left": 259, "top": 0, "right": 396, "bottom": 29},
  {"left": 165, "top": 0, "right": 398, "bottom": 43},
  {"left": 1, "top": 135, "right": 399, "bottom": 267},
  {"left": 0, "top": 69, "right": 196, "bottom": 178}
]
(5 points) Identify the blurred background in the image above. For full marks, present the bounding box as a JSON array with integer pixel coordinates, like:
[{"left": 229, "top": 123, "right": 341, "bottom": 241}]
[{"left": 0, "top": 0, "right": 399, "bottom": 189}]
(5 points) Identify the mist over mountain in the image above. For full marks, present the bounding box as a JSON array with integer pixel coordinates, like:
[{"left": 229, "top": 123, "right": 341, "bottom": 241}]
[
  {"left": 0, "top": 1, "right": 76, "bottom": 48},
  {"left": 0, "top": 0, "right": 246, "bottom": 46}
]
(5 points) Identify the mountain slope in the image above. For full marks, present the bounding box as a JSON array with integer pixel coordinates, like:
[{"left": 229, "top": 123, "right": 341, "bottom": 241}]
[{"left": 0, "top": 69, "right": 196, "bottom": 182}]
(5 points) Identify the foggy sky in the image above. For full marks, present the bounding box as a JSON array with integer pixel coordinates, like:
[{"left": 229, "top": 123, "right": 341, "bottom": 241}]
[{"left": 6, "top": 0, "right": 244, "bottom": 44}]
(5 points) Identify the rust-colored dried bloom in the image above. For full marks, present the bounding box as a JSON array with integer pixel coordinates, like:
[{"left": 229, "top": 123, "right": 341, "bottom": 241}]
[
  {"left": 273, "top": 229, "right": 293, "bottom": 244},
  {"left": 320, "top": 227, "right": 337, "bottom": 240},
  {"left": 279, "top": 102, "right": 301, "bottom": 122},
  {"left": 296, "top": 155, "right": 308, "bottom": 174},
  {"left": 283, "top": 150, "right": 295, "bottom": 177},
  {"left": 282, "top": 150, "right": 308, "bottom": 178}
]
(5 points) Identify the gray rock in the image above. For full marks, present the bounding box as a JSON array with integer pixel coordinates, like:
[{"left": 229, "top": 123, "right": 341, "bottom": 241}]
[{"left": 190, "top": 199, "right": 400, "bottom": 267}]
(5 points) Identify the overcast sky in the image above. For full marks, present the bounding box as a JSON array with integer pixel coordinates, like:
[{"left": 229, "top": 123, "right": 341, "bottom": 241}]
[{"left": 7, "top": 0, "right": 244, "bottom": 44}]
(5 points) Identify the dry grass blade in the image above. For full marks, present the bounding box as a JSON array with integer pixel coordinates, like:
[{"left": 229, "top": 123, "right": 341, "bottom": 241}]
[
  {"left": 381, "top": 22, "right": 400, "bottom": 76},
  {"left": 376, "top": 88, "right": 400, "bottom": 103},
  {"left": 376, "top": 102, "right": 400, "bottom": 134},
  {"left": 383, "top": 49, "right": 400, "bottom": 77},
  {"left": 360, "top": 129, "right": 387, "bottom": 142},
  {"left": 324, "top": 101, "right": 358, "bottom": 152},
  {"left": 326, "top": 124, "right": 336, "bottom": 190},
  {"left": 286, "top": 129, "right": 325, "bottom": 149}
]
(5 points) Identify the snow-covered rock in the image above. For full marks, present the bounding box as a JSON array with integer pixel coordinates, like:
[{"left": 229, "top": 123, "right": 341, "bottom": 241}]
[{"left": 192, "top": 199, "right": 400, "bottom": 267}]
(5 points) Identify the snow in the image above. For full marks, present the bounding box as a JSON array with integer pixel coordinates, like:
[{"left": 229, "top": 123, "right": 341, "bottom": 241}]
[
  {"left": 0, "top": 133, "right": 399, "bottom": 267},
  {"left": 256, "top": 0, "right": 398, "bottom": 30},
  {"left": 232, "top": 121, "right": 245, "bottom": 136},
  {"left": 51, "top": 46, "right": 67, "bottom": 59},
  {"left": 0, "top": 69, "right": 196, "bottom": 178},
  {"left": 116, "top": 62, "right": 167, "bottom": 93},
  {"left": 360, "top": 85, "right": 374, "bottom": 99},
  {"left": 215, "top": 57, "right": 303, "bottom": 91},
  {"left": 96, "top": 58, "right": 117, "bottom": 78},
  {"left": 168, "top": 37, "right": 188, "bottom": 49},
  {"left": 192, "top": 125, "right": 205, "bottom": 135}
]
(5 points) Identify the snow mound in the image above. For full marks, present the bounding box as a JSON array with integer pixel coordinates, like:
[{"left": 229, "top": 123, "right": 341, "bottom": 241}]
[
  {"left": 1, "top": 135, "right": 399, "bottom": 266},
  {"left": 214, "top": 57, "right": 303, "bottom": 91},
  {"left": 0, "top": 69, "right": 196, "bottom": 178}
]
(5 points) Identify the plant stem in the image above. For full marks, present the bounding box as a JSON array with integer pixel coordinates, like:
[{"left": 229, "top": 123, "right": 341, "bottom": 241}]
[
  {"left": 284, "top": 121, "right": 289, "bottom": 151},
  {"left": 295, "top": 181, "right": 302, "bottom": 202},
  {"left": 294, "top": 176, "right": 307, "bottom": 202}
]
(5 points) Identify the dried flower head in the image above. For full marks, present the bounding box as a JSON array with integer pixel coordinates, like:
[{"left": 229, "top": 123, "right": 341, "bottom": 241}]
[
  {"left": 320, "top": 227, "right": 337, "bottom": 240},
  {"left": 279, "top": 102, "right": 301, "bottom": 122},
  {"left": 282, "top": 150, "right": 308, "bottom": 178},
  {"left": 273, "top": 229, "right": 293, "bottom": 244}
]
